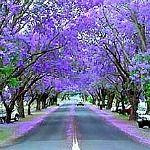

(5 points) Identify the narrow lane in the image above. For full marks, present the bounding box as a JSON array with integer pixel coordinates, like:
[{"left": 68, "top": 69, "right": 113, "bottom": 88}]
[
  {"left": 75, "top": 106, "right": 150, "bottom": 150},
  {"left": 3, "top": 105, "right": 71, "bottom": 150},
  {"left": 2, "top": 103, "right": 150, "bottom": 150}
]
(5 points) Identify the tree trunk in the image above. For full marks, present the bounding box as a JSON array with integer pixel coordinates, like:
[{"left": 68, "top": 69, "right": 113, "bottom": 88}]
[
  {"left": 41, "top": 93, "right": 48, "bottom": 109},
  {"left": 106, "top": 92, "right": 115, "bottom": 109},
  {"left": 49, "top": 97, "right": 54, "bottom": 106},
  {"left": 91, "top": 95, "right": 96, "bottom": 105},
  {"left": 28, "top": 104, "right": 31, "bottom": 115},
  {"left": 101, "top": 88, "right": 107, "bottom": 108},
  {"left": 121, "top": 100, "right": 125, "bottom": 114},
  {"left": 61, "top": 94, "right": 66, "bottom": 101},
  {"left": 53, "top": 94, "right": 58, "bottom": 105},
  {"left": 129, "top": 102, "right": 138, "bottom": 120},
  {"left": 115, "top": 99, "right": 120, "bottom": 112},
  {"left": 97, "top": 98, "right": 102, "bottom": 110},
  {"left": 6, "top": 109, "right": 12, "bottom": 123},
  {"left": 16, "top": 87, "right": 25, "bottom": 118},
  {"left": 127, "top": 89, "right": 139, "bottom": 120},
  {"left": 120, "top": 91, "right": 126, "bottom": 114},
  {"left": 17, "top": 94, "right": 25, "bottom": 118},
  {"left": 0, "top": 93, "right": 14, "bottom": 123},
  {"left": 36, "top": 96, "right": 41, "bottom": 111},
  {"left": 48, "top": 99, "right": 51, "bottom": 106},
  {"left": 48, "top": 98, "right": 52, "bottom": 106},
  {"left": 146, "top": 102, "right": 150, "bottom": 113},
  {"left": 42, "top": 100, "right": 46, "bottom": 109}
]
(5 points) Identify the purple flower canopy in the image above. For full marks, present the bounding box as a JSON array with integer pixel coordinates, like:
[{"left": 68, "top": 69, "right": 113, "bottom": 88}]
[{"left": 0, "top": 0, "right": 150, "bottom": 95}]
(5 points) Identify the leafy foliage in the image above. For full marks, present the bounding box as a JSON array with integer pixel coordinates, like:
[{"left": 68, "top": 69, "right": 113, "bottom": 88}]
[{"left": 144, "top": 81, "right": 150, "bottom": 106}]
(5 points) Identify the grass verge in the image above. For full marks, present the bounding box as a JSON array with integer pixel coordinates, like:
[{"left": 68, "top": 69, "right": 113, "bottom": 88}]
[
  {"left": 114, "top": 113, "right": 129, "bottom": 121},
  {"left": 0, "top": 129, "right": 11, "bottom": 142},
  {"left": 20, "top": 111, "right": 44, "bottom": 122}
]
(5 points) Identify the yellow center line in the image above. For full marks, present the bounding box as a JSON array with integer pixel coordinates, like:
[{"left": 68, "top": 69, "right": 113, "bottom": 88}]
[{"left": 72, "top": 118, "right": 80, "bottom": 150}]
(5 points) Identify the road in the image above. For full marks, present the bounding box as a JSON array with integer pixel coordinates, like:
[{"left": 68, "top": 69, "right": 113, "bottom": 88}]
[{"left": 2, "top": 102, "right": 150, "bottom": 150}]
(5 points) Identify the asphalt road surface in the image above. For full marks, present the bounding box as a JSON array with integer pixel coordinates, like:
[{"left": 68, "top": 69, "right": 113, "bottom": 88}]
[{"left": 2, "top": 103, "right": 150, "bottom": 150}]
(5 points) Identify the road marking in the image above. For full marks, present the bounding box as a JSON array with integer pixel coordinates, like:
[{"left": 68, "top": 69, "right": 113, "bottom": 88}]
[
  {"left": 72, "top": 113, "right": 80, "bottom": 150},
  {"left": 72, "top": 135, "right": 80, "bottom": 150}
]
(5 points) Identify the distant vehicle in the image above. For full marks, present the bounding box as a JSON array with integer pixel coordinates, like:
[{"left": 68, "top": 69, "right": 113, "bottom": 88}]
[
  {"left": 0, "top": 110, "right": 6, "bottom": 123},
  {"left": 124, "top": 105, "right": 132, "bottom": 115},
  {"left": 0, "top": 109, "right": 20, "bottom": 123},
  {"left": 0, "top": 109, "right": 19, "bottom": 123},
  {"left": 136, "top": 101, "right": 147, "bottom": 116},
  {"left": 137, "top": 112, "right": 150, "bottom": 128},
  {"left": 110, "top": 99, "right": 124, "bottom": 112},
  {"left": 77, "top": 102, "right": 84, "bottom": 106},
  {"left": 111, "top": 105, "right": 122, "bottom": 112},
  {"left": 136, "top": 101, "right": 150, "bottom": 128},
  {"left": 0, "top": 103, "right": 19, "bottom": 123},
  {"left": 11, "top": 109, "right": 20, "bottom": 121},
  {"left": 111, "top": 106, "right": 116, "bottom": 112},
  {"left": 111, "top": 104, "right": 131, "bottom": 114}
]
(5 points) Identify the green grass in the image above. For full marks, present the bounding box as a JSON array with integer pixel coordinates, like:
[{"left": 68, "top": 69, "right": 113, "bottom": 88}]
[
  {"left": 20, "top": 111, "right": 44, "bottom": 122},
  {"left": 114, "top": 113, "right": 129, "bottom": 121},
  {"left": 86, "top": 96, "right": 93, "bottom": 103},
  {"left": 0, "top": 129, "right": 11, "bottom": 142}
]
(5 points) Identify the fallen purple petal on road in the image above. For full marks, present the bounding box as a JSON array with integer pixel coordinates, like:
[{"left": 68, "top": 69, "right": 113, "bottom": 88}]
[
  {"left": 13, "top": 107, "right": 58, "bottom": 139},
  {"left": 65, "top": 104, "right": 75, "bottom": 147},
  {"left": 87, "top": 105, "right": 150, "bottom": 147}
]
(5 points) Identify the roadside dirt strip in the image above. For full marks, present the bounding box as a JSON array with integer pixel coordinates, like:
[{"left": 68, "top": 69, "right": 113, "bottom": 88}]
[{"left": 86, "top": 104, "right": 150, "bottom": 148}]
